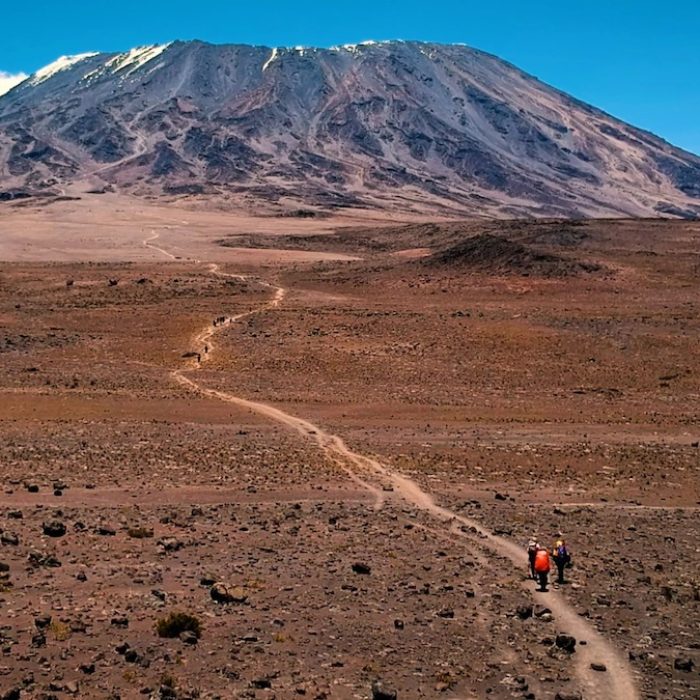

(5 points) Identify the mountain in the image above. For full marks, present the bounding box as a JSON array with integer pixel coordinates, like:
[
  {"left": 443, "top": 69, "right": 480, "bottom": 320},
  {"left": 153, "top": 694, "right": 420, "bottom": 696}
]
[{"left": 1, "top": 40, "right": 699, "bottom": 218}]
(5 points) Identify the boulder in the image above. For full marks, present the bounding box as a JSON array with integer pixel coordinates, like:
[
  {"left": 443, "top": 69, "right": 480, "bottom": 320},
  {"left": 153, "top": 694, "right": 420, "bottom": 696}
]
[
  {"left": 210, "top": 583, "right": 248, "bottom": 604},
  {"left": 42, "top": 521, "right": 66, "bottom": 538},
  {"left": 555, "top": 634, "right": 577, "bottom": 653},
  {"left": 372, "top": 681, "right": 397, "bottom": 700}
]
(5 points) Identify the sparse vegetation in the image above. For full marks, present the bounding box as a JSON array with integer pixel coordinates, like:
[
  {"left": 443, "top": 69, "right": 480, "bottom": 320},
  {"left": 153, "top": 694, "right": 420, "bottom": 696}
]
[
  {"left": 127, "top": 526, "right": 154, "bottom": 539},
  {"left": 49, "top": 620, "right": 71, "bottom": 642},
  {"left": 156, "top": 612, "right": 202, "bottom": 639}
]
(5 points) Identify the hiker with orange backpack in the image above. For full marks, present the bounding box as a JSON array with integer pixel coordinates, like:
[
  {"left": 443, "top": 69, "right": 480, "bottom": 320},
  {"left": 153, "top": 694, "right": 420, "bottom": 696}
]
[{"left": 534, "top": 546, "right": 551, "bottom": 592}]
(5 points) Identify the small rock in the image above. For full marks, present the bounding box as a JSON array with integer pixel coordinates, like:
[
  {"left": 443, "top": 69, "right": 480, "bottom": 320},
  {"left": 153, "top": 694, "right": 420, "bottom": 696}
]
[
  {"left": 210, "top": 582, "right": 248, "bottom": 604},
  {"left": 42, "top": 521, "right": 66, "bottom": 538},
  {"left": 674, "top": 657, "right": 694, "bottom": 672},
  {"left": 590, "top": 663, "right": 607, "bottom": 672},
  {"left": 352, "top": 562, "right": 371, "bottom": 575},
  {"left": 372, "top": 681, "right": 397, "bottom": 700},
  {"left": 555, "top": 634, "right": 577, "bottom": 653},
  {"left": 179, "top": 630, "right": 198, "bottom": 645},
  {"left": 34, "top": 615, "right": 52, "bottom": 630},
  {"left": 124, "top": 649, "right": 140, "bottom": 664},
  {"left": 516, "top": 604, "right": 533, "bottom": 620}
]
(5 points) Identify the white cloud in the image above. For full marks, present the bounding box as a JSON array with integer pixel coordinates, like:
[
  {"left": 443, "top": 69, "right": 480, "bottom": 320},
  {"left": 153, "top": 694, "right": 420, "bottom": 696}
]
[{"left": 0, "top": 70, "right": 28, "bottom": 96}]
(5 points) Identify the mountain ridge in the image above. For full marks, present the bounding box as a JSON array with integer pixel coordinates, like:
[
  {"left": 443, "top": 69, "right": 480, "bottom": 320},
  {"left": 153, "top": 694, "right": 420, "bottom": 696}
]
[{"left": 1, "top": 40, "right": 699, "bottom": 218}]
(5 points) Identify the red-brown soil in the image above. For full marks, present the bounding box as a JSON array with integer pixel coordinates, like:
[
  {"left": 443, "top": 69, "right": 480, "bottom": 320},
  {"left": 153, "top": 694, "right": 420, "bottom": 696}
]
[{"left": 0, "top": 210, "right": 699, "bottom": 699}]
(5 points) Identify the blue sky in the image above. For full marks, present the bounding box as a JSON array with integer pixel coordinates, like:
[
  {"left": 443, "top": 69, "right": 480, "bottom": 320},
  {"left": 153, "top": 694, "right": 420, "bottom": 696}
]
[{"left": 1, "top": 0, "right": 698, "bottom": 154}]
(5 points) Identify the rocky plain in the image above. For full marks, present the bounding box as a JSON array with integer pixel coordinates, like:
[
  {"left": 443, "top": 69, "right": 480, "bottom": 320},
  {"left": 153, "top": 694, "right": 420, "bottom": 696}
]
[{"left": 0, "top": 199, "right": 699, "bottom": 699}]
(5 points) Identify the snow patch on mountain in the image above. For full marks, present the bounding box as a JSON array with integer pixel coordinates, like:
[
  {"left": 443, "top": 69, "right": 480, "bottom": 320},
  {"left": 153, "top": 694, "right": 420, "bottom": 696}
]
[
  {"left": 106, "top": 44, "right": 172, "bottom": 76},
  {"left": 29, "top": 53, "right": 99, "bottom": 86},
  {"left": 262, "top": 48, "right": 279, "bottom": 72}
]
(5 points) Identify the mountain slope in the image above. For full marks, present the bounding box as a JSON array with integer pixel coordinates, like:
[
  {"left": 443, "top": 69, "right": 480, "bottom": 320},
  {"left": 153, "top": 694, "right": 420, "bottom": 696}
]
[{"left": 1, "top": 40, "right": 699, "bottom": 217}]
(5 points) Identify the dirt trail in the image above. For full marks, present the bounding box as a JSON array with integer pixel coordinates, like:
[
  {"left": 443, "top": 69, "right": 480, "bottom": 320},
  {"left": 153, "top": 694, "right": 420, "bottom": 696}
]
[
  {"left": 143, "top": 230, "right": 178, "bottom": 260},
  {"left": 151, "top": 233, "right": 638, "bottom": 699}
]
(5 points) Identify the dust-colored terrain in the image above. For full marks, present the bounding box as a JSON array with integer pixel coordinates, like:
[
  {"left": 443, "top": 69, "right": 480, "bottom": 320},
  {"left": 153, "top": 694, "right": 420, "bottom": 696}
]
[{"left": 0, "top": 204, "right": 699, "bottom": 699}]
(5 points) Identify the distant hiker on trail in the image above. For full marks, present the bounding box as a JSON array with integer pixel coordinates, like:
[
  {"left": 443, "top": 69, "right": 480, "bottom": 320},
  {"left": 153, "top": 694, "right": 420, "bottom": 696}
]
[
  {"left": 534, "top": 546, "right": 551, "bottom": 592},
  {"left": 552, "top": 536, "right": 571, "bottom": 584},
  {"left": 204, "top": 345, "right": 209, "bottom": 354},
  {"left": 527, "top": 537, "right": 539, "bottom": 580}
]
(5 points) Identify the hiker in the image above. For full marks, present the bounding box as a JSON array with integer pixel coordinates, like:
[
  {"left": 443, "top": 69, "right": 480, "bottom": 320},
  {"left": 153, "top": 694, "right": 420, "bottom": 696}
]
[
  {"left": 197, "top": 353, "right": 201, "bottom": 363},
  {"left": 534, "top": 546, "right": 551, "bottom": 592},
  {"left": 527, "top": 537, "right": 539, "bottom": 580},
  {"left": 204, "top": 345, "right": 209, "bottom": 354},
  {"left": 552, "top": 536, "right": 571, "bottom": 584}
]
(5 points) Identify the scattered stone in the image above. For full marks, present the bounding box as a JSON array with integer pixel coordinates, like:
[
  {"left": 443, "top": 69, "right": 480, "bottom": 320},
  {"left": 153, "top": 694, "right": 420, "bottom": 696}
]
[
  {"left": 555, "top": 634, "right": 577, "bottom": 653},
  {"left": 28, "top": 552, "right": 61, "bottom": 568},
  {"left": 516, "top": 604, "right": 533, "bottom": 620},
  {"left": 674, "top": 657, "right": 694, "bottom": 672},
  {"left": 590, "top": 663, "right": 607, "bottom": 672},
  {"left": 34, "top": 615, "right": 52, "bottom": 630},
  {"left": 372, "top": 681, "right": 397, "bottom": 700},
  {"left": 210, "top": 583, "right": 248, "bottom": 604},
  {"left": 180, "top": 630, "right": 198, "bottom": 645},
  {"left": 157, "top": 537, "right": 183, "bottom": 552},
  {"left": 124, "top": 648, "right": 140, "bottom": 664},
  {"left": 352, "top": 562, "right": 371, "bottom": 575},
  {"left": 42, "top": 521, "right": 66, "bottom": 538}
]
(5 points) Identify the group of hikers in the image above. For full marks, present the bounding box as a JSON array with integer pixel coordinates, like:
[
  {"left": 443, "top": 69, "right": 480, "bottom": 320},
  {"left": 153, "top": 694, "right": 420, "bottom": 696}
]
[{"left": 527, "top": 535, "right": 571, "bottom": 592}]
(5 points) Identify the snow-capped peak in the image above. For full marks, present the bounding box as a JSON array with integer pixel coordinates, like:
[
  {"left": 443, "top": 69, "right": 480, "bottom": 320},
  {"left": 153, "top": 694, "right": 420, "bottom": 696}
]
[
  {"left": 105, "top": 43, "right": 172, "bottom": 76},
  {"left": 29, "top": 53, "right": 99, "bottom": 86},
  {"left": 332, "top": 40, "right": 391, "bottom": 53}
]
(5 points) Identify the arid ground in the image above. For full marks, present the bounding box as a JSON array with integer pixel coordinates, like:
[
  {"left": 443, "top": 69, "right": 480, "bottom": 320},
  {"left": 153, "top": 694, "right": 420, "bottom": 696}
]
[{"left": 0, "top": 196, "right": 699, "bottom": 700}]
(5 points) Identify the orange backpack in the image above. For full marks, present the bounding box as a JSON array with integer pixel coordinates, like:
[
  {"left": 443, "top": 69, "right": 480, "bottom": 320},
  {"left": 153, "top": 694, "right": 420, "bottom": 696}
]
[{"left": 534, "top": 549, "right": 551, "bottom": 573}]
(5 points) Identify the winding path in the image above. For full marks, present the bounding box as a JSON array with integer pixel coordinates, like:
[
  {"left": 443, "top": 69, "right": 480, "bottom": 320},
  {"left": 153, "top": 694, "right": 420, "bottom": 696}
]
[{"left": 149, "top": 233, "right": 639, "bottom": 700}]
